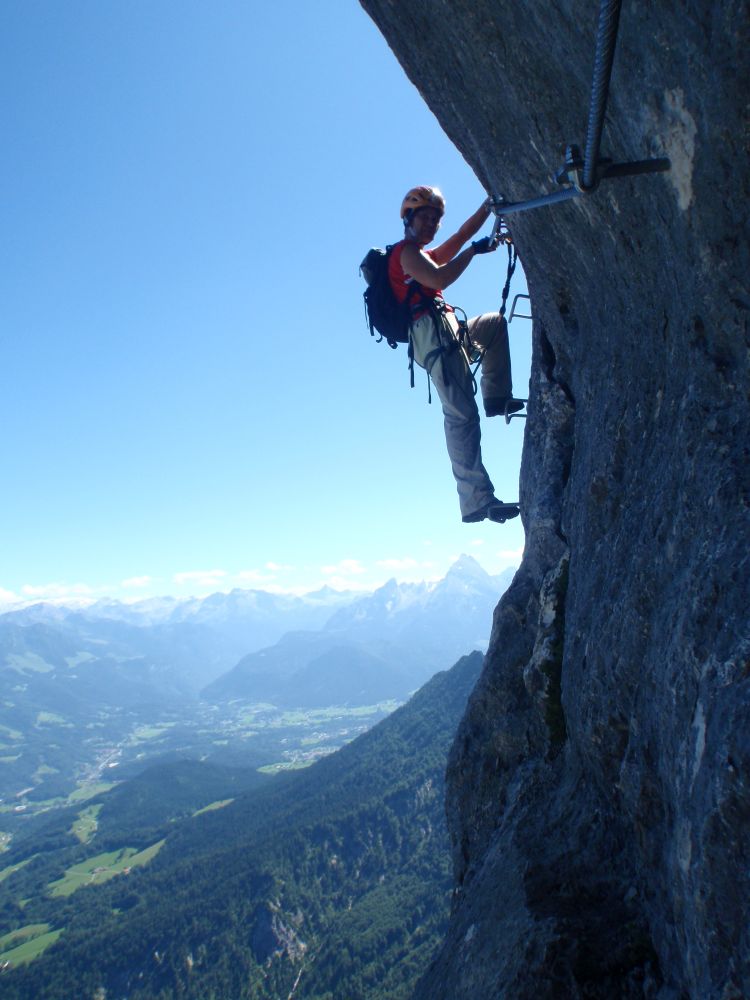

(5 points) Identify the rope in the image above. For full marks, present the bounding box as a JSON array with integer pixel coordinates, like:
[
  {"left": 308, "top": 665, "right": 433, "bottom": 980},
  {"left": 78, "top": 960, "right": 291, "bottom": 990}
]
[
  {"left": 498, "top": 239, "right": 517, "bottom": 318},
  {"left": 451, "top": 225, "right": 516, "bottom": 387},
  {"left": 582, "top": 0, "right": 623, "bottom": 190}
]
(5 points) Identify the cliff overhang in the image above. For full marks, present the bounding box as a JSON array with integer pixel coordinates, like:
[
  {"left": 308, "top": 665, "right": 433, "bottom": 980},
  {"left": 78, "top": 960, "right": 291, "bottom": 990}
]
[{"left": 360, "top": 1, "right": 750, "bottom": 996}]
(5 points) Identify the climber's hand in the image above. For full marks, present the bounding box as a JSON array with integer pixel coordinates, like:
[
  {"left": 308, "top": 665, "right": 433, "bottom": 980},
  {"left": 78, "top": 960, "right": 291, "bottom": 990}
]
[{"left": 471, "top": 236, "right": 498, "bottom": 255}]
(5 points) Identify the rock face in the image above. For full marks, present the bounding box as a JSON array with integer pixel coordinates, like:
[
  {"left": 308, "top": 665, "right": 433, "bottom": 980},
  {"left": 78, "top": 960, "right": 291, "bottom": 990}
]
[{"left": 360, "top": 2, "right": 749, "bottom": 997}]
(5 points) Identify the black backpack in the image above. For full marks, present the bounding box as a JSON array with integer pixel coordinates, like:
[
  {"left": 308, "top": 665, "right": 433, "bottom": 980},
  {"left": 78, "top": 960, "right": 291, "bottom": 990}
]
[{"left": 359, "top": 245, "right": 411, "bottom": 349}]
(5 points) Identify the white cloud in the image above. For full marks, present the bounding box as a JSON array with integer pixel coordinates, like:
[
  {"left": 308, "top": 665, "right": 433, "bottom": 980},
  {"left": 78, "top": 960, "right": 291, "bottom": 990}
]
[
  {"left": 234, "top": 563, "right": 294, "bottom": 584},
  {"left": 320, "top": 575, "right": 374, "bottom": 592},
  {"left": 21, "top": 581, "right": 97, "bottom": 599},
  {"left": 373, "top": 557, "right": 443, "bottom": 583},
  {"left": 321, "top": 559, "right": 367, "bottom": 578},
  {"left": 235, "top": 569, "right": 275, "bottom": 584},
  {"left": 0, "top": 587, "right": 21, "bottom": 605},
  {"left": 259, "top": 582, "right": 310, "bottom": 595},
  {"left": 375, "top": 557, "right": 419, "bottom": 571},
  {"left": 469, "top": 539, "right": 485, "bottom": 547},
  {"left": 121, "top": 575, "right": 152, "bottom": 589},
  {"left": 173, "top": 569, "right": 227, "bottom": 587},
  {"left": 14, "top": 581, "right": 101, "bottom": 608}
]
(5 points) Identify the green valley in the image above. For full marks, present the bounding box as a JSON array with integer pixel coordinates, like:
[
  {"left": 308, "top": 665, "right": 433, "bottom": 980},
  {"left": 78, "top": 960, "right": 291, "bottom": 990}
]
[
  {"left": 0, "top": 698, "right": 399, "bottom": 838},
  {"left": 0, "top": 652, "right": 483, "bottom": 999}
]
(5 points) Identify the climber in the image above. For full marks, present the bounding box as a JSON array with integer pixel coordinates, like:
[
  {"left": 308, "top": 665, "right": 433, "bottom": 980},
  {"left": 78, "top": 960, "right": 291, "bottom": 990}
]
[{"left": 389, "top": 185, "right": 522, "bottom": 523}]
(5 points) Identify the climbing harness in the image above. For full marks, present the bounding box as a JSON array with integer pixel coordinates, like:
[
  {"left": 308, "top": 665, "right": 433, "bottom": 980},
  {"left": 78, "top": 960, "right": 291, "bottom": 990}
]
[
  {"left": 417, "top": 300, "right": 479, "bottom": 406},
  {"left": 488, "top": 0, "right": 669, "bottom": 218}
]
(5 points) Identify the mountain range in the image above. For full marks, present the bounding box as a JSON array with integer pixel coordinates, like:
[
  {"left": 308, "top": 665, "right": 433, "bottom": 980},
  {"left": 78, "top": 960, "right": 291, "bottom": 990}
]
[
  {"left": 0, "top": 556, "right": 513, "bottom": 807},
  {"left": 1, "top": 555, "right": 512, "bottom": 703},
  {"left": 1, "top": 584, "right": 358, "bottom": 682},
  {"left": 205, "top": 556, "right": 514, "bottom": 705}
]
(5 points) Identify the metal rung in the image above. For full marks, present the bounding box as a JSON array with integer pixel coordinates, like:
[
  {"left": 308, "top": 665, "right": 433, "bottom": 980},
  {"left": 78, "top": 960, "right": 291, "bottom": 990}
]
[
  {"left": 509, "top": 294, "right": 532, "bottom": 323},
  {"left": 505, "top": 399, "right": 528, "bottom": 424}
]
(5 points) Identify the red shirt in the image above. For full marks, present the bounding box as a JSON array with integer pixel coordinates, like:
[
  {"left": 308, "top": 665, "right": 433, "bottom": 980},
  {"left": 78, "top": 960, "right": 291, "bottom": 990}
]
[{"left": 388, "top": 240, "right": 451, "bottom": 317}]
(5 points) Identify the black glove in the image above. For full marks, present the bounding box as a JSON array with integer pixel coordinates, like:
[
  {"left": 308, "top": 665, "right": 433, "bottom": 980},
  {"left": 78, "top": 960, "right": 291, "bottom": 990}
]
[{"left": 471, "top": 237, "right": 497, "bottom": 255}]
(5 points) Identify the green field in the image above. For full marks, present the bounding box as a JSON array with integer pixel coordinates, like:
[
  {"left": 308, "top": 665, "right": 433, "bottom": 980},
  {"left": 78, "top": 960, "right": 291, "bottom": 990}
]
[
  {"left": 0, "top": 855, "right": 35, "bottom": 884},
  {"left": 32, "top": 764, "right": 60, "bottom": 780},
  {"left": 67, "top": 781, "right": 116, "bottom": 805},
  {"left": 71, "top": 803, "right": 103, "bottom": 843},
  {"left": 192, "top": 798, "right": 234, "bottom": 817},
  {"left": 6, "top": 653, "right": 54, "bottom": 674},
  {"left": 35, "top": 712, "right": 68, "bottom": 726},
  {"left": 127, "top": 723, "right": 176, "bottom": 743},
  {"left": 271, "top": 702, "right": 399, "bottom": 726},
  {"left": 258, "top": 759, "right": 317, "bottom": 774},
  {"left": 48, "top": 840, "right": 166, "bottom": 897},
  {"left": 0, "top": 924, "right": 62, "bottom": 967}
]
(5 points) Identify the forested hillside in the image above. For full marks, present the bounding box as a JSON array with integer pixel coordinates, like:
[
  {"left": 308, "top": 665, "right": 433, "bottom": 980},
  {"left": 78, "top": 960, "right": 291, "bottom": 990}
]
[{"left": 0, "top": 652, "right": 483, "bottom": 999}]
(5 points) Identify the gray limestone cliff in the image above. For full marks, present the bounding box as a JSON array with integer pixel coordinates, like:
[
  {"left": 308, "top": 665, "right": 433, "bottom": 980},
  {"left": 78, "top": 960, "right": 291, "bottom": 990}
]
[{"left": 360, "top": 2, "right": 749, "bottom": 997}]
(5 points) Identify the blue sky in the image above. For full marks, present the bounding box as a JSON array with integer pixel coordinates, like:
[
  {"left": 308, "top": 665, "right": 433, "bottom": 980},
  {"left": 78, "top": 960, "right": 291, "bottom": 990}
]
[{"left": 1, "top": 0, "right": 531, "bottom": 605}]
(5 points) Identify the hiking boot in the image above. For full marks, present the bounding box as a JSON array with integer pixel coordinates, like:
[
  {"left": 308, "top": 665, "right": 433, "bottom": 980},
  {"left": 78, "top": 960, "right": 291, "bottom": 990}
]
[
  {"left": 462, "top": 499, "right": 520, "bottom": 524},
  {"left": 484, "top": 397, "right": 525, "bottom": 418}
]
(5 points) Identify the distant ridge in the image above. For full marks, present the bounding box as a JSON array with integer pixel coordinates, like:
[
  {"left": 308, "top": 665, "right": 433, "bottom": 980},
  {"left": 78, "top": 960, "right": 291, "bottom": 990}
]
[{"left": 203, "top": 556, "right": 514, "bottom": 705}]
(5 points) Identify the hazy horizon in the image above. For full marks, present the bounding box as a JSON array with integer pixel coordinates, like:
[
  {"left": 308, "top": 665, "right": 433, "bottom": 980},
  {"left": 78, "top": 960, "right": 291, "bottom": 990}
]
[{"left": 0, "top": 552, "right": 518, "bottom": 612}]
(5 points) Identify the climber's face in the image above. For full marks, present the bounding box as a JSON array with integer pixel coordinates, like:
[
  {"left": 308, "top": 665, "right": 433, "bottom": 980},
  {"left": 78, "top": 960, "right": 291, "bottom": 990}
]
[{"left": 409, "top": 206, "right": 442, "bottom": 246}]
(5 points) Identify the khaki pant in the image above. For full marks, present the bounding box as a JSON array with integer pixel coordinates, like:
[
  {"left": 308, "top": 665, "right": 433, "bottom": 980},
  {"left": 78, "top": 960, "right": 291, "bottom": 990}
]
[{"left": 409, "top": 310, "right": 513, "bottom": 518}]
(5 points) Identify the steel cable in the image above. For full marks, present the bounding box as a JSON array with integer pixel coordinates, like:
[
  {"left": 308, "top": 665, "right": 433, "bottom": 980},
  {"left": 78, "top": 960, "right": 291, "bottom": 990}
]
[
  {"left": 486, "top": 0, "right": 666, "bottom": 217},
  {"left": 582, "top": 0, "right": 623, "bottom": 190}
]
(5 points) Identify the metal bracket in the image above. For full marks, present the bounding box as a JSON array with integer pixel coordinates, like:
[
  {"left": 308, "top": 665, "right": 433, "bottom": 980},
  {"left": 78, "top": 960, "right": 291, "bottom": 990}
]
[
  {"left": 555, "top": 144, "right": 587, "bottom": 191},
  {"left": 508, "top": 294, "right": 532, "bottom": 324},
  {"left": 489, "top": 152, "right": 670, "bottom": 217},
  {"left": 488, "top": 209, "right": 512, "bottom": 248},
  {"left": 505, "top": 399, "right": 528, "bottom": 424},
  {"left": 555, "top": 143, "right": 670, "bottom": 194}
]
